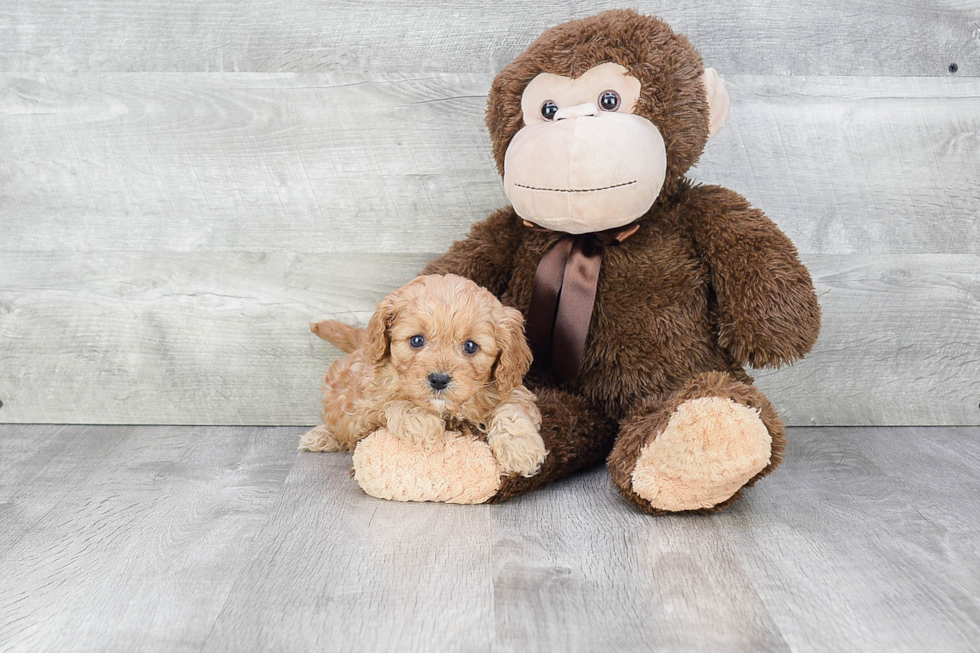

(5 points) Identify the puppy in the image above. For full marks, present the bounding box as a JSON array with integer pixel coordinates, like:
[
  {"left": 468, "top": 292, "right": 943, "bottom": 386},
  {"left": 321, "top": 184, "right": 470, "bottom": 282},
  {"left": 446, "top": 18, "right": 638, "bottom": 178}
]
[{"left": 300, "top": 274, "right": 546, "bottom": 477}]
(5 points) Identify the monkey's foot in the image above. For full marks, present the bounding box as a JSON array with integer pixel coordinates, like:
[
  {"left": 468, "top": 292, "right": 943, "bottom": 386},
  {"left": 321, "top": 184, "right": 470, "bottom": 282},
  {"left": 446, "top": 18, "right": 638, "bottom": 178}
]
[
  {"left": 630, "top": 397, "right": 772, "bottom": 511},
  {"left": 352, "top": 428, "right": 501, "bottom": 504}
]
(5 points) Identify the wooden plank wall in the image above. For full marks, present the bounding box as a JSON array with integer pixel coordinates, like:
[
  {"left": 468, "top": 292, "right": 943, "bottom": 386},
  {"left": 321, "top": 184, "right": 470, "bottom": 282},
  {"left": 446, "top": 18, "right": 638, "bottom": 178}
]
[{"left": 1, "top": 2, "right": 978, "bottom": 425}]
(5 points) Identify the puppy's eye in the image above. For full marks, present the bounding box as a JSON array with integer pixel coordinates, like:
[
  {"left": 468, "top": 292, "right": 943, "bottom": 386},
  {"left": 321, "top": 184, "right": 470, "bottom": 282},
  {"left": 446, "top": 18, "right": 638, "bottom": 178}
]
[
  {"left": 409, "top": 335, "right": 425, "bottom": 348},
  {"left": 541, "top": 100, "right": 558, "bottom": 121},
  {"left": 598, "top": 90, "right": 620, "bottom": 112},
  {"left": 462, "top": 340, "right": 479, "bottom": 355}
]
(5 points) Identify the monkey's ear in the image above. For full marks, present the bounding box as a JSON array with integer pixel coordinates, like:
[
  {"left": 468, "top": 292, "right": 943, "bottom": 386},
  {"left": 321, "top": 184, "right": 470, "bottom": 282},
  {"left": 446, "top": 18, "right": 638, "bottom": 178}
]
[{"left": 701, "top": 68, "right": 730, "bottom": 140}]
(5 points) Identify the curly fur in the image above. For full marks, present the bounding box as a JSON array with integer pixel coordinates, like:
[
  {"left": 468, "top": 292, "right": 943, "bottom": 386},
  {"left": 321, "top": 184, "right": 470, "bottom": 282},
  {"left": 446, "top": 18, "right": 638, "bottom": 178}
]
[{"left": 301, "top": 274, "right": 546, "bottom": 478}]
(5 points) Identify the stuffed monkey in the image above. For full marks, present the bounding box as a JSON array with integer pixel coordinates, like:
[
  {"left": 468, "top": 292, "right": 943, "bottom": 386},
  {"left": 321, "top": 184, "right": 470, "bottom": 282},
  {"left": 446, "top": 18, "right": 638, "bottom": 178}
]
[{"left": 367, "top": 9, "right": 821, "bottom": 512}]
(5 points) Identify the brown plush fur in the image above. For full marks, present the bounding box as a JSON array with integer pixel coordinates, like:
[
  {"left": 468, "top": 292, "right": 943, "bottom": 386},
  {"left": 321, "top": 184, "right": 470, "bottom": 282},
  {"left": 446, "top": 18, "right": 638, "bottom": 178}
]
[
  {"left": 301, "top": 274, "right": 547, "bottom": 477},
  {"left": 423, "top": 10, "right": 820, "bottom": 511}
]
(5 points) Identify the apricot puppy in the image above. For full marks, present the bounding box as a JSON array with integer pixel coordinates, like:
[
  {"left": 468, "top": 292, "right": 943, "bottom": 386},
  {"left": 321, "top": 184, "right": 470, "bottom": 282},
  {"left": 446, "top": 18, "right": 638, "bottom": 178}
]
[{"left": 300, "top": 274, "right": 546, "bottom": 477}]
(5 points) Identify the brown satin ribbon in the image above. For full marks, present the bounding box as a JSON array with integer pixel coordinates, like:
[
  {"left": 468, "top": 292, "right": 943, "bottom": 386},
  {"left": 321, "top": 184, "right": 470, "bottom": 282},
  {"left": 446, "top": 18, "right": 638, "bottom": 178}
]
[{"left": 524, "top": 220, "right": 640, "bottom": 384}]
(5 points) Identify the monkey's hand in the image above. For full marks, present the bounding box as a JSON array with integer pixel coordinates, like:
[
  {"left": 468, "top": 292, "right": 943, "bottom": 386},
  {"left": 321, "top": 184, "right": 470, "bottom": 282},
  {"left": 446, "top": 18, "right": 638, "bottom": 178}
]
[{"left": 686, "top": 185, "right": 821, "bottom": 368}]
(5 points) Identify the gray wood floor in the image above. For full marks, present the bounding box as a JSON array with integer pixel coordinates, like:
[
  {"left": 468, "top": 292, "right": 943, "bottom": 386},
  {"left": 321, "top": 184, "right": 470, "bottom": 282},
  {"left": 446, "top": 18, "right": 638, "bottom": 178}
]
[{"left": 1, "top": 424, "right": 979, "bottom": 652}]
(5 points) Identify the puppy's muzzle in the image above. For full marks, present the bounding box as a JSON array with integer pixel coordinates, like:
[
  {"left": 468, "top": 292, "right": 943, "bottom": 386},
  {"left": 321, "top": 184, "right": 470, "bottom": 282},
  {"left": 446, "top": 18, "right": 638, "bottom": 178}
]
[{"left": 427, "top": 372, "right": 451, "bottom": 391}]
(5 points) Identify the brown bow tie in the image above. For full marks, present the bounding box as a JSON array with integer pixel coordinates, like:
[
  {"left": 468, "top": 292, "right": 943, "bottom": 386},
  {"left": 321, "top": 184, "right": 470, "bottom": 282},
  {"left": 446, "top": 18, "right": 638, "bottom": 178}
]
[{"left": 523, "top": 220, "right": 640, "bottom": 384}]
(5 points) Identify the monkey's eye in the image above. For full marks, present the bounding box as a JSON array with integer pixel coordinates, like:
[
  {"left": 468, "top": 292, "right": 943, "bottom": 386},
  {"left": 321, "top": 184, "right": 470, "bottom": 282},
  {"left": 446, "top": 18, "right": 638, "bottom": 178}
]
[
  {"left": 462, "top": 340, "right": 479, "bottom": 355},
  {"left": 598, "top": 90, "right": 621, "bottom": 112},
  {"left": 541, "top": 100, "right": 559, "bottom": 121},
  {"left": 409, "top": 335, "right": 425, "bottom": 348}
]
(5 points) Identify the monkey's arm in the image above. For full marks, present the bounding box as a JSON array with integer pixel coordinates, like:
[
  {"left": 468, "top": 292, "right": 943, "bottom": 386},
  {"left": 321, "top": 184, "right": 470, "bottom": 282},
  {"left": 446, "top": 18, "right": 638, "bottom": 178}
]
[
  {"left": 685, "top": 185, "right": 821, "bottom": 368},
  {"left": 422, "top": 207, "right": 523, "bottom": 297}
]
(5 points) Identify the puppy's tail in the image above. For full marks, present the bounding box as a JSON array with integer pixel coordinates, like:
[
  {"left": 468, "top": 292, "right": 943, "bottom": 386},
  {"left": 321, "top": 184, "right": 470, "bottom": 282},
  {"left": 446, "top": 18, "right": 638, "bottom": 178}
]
[{"left": 310, "top": 320, "right": 365, "bottom": 353}]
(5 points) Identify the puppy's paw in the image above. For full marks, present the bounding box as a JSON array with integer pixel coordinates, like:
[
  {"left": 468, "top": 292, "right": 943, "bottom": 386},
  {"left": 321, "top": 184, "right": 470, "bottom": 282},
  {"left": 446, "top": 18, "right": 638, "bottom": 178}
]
[
  {"left": 488, "top": 421, "right": 547, "bottom": 477},
  {"left": 299, "top": 424, "right": 347, "bottom": 452},
  {"left": 384, "top": 401, "right": 445, "bottom": 448}
]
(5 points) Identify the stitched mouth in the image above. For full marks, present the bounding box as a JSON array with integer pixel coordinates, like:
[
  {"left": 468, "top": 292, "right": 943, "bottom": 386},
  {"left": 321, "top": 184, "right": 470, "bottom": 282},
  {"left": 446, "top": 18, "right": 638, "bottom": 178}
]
[{"left": 514, "top": 180, "right": 637, "bottom": 193}]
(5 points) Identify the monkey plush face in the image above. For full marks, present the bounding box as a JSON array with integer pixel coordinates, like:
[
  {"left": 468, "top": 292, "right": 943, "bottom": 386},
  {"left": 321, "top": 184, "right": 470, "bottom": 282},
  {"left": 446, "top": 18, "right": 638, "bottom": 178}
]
[
  {"left": 487, "top": 10, "right": 731, "bottom": 234},
  {"left": 503, "top": 63, "right": 667, "bottom": 234}
]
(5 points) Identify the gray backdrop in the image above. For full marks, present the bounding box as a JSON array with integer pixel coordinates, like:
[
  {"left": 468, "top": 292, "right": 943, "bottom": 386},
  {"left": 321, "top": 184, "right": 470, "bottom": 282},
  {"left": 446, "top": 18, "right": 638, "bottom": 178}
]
[{"left": 1, "top": 1, "right": 978, "bottom": 425}]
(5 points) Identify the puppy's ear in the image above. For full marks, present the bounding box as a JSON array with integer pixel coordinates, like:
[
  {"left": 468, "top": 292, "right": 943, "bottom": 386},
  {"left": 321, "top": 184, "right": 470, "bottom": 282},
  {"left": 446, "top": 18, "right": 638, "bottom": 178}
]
[
  {"left": 493, "top": 306, "right": 533, "bottom": 393},
  {"left": 362, "top": 294, "right": 397, "bottom": 365}
]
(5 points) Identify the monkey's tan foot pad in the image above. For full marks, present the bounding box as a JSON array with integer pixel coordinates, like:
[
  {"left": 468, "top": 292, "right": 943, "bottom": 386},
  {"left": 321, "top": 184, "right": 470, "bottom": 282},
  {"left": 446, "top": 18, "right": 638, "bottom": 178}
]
[
  {"left": 631, "top": 397, "right": 772, "bottom": 511},
  {"left": 352, "top": 428, "right": 502, "bottom": 504}
]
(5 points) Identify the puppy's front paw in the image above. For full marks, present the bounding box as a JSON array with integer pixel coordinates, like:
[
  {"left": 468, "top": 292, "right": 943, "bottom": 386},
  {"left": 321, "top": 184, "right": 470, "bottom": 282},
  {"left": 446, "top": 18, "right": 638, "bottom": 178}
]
[
  {"left": 384, "top": 401, "right": 445, "bottom": 447},
  {"left": 488, "top": 422, "right": 547, "bottom": 477}
]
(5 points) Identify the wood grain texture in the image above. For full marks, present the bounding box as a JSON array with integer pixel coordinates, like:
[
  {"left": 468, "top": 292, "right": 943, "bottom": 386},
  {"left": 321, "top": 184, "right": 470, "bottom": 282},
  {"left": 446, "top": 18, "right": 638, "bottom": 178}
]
[
  {"left": 717, "top": 426, "right": 980, "bottom": 652},
  {"left": 0, "top": 424, "right": 132, "bottom": 554},
  {"left": 490, "top": 473, "right": 790, "bottom": 652},
  {"left": 854, "top": 426, "right": 980, "bottom": 600},
  {"left": 692, "top": 76, "right": 980, "bottom": 255},
  {"left": 3, "top": 74, "right": 979, "bottom": 255},
  {"left": 0, "top": 425, "right": 297, "bottom": 652},
  {"left": 1, "top": 424, "right": 979, "bottom": 652},
  {"left": 0, "top": 251, "right": 977, "bottom": 426},
  {"left": 0, "top": 251, "right": 425, "bottom": 425},
  {"left": 753, "top": 254, "right": 980, "bottom": 426},
  {"left": 0, "top": 0, "right": 978, "bottom": 75},
  {"left": 200, "top": 434, "right": 496, "bottom": 652}
]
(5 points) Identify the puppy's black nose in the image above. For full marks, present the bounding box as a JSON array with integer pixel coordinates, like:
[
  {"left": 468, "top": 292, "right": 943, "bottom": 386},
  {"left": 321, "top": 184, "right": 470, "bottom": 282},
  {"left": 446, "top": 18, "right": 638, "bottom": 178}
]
[{"left": 428, "top": 372, "right": 451, "bottom": 391}]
